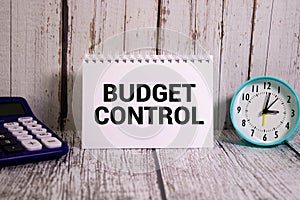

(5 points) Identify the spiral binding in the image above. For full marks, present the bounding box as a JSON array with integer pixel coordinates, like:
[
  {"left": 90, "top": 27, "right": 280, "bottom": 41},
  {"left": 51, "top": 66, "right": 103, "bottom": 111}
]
[{"left": 84, "top": 54, "right": 210, "bottom": 64}]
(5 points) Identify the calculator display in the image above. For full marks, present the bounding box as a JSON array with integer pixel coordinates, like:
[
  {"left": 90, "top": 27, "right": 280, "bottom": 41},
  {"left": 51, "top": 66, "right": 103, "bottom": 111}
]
[{"left": 0, "top": 102, "right": 26, "bottom": 116}]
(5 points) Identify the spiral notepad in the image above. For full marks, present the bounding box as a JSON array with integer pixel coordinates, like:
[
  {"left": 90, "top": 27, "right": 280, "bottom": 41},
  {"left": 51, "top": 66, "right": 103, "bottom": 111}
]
[{"left": 82, "top": 54, "right": 213, "bottom": 148}]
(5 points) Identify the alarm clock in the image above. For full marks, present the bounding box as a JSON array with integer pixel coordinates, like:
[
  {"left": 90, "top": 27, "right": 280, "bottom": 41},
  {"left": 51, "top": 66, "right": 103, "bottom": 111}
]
[{"left": 230, "top": 76, "right": 300, "bottom": 146}]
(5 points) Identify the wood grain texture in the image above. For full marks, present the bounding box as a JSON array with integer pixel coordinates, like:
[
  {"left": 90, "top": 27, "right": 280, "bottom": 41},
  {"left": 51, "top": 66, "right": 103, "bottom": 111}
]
[
  {"left": 124, "top": 0, "right": 157, "bottom": 54},
  {"left": 10, "top": 0, "right": 61, "bottom": 130},
  {"left": 158, "top": 0, "right": 195, "bottom": 55},
  {"left": 1, "top": 131, "right": 300, "bottom": 199},
  {"left": 57, "top": 3, "right": 162, "bottom": 198},
  {"left": 264, "top": 0, "right": 300, "bottom": 95},
  {"left": 194, "top": 0, "right": 223, "bottom": 130},
  {"left": 158, "top": 0, "right": 224, "bottom": 130},
  {"left": 219, "top": 0, "right": 255, "bottom": 129},
  {"left": 249, "top": 0, "right": 300, "bottom": 94},
  {"left": 64, "top": 0, "right": 96, "bottom": 130},
  {"left": 158, "top": 130, "right": 300, "bottom": 199},
  {"left": 65, "top": 0, "right": 158, "bottom": 130},
  {"left": 0, "top": 0, "right": 11, "bottom": 96},
  {"left": 248, "top": 0, "right": 272, "bottom": 77},
  {"left": 0, "top": 0, "right": 299, "bottom": 130},
  {"left": 0, "top": 132, "right": 161, "bottom": 200},
  {"left": 287, "top": 133, "right": 300, "bottom": 157}
]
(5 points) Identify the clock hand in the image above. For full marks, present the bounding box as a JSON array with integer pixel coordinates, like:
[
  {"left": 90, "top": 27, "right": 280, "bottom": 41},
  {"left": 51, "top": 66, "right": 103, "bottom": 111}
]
[
  {"left": 261, "top": 94, "right": 277, "bottom": 126},
  {"left": 262, "top": 93, "right": 271, "bottom": 114},
  {"left": 262, "top": 114, "right": 267, "bottom": 126},
  {"left": 266, "top": 98, "right": 278, "bottom": 110},
  {"left": 265, "top": 110, "right": 279, "bottom": 115}
]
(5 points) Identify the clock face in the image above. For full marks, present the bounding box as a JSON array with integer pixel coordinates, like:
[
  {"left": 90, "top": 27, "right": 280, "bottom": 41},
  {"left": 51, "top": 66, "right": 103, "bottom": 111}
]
[{"left": 230, "top": 77, "right": 300, "bottom": 146}]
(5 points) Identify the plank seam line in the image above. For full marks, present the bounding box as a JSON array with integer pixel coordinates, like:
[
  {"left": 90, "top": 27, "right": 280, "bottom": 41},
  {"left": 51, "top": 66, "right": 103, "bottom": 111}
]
[
  {"left": 60, "top": 0, "right": 69, "bottom": 131},
  {"left": 193, "top": 0, "right": 197, "bottom": 54},
  {"left": 123, "top": 0, "right": 127, "bottom": 53},
  {"left": 152, "top": 149, "right": 167, "bottom": 200},
  {"left": 285, "top": 141, "right": 300, "bottom": 158},
  {"left": 217, "top": 0, "right": 225, "bottom": 129},
  {"left": 155, "top": 0, "right": 162, "bottom": 55},
  {"left": 247, "top": 0, "right": 257, "bottom": 80},
  {"left": 9, "top": 0, "right": 12, "bottom": 96},
  {"left": 264, "top": 0, "right": 274, "bottom": 75},
  {"left": 153, "top": 1, "right": 167, "bottom": 198},
  {"left": 216, "top": 139, "right": 231, "bottom": 159}
]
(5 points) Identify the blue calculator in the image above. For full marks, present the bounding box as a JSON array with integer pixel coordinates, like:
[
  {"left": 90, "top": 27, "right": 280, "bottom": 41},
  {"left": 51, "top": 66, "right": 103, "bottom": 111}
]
[{"left": 0, "top": 97, "right": 69, "bottom": 166}]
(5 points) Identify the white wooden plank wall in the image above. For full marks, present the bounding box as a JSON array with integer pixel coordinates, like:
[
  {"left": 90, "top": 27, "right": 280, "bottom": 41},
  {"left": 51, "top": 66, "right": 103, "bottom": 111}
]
[
  {"left": 219, "top": 0, "right": 255, "bottom": 129},
  {"left": 264, "top": 1, "right": 300, "bottom": 94},
  {"left": 195, "top": 0, "right": 223, "bottom": 129},
  {"left": 0, "top": 0, "right": 299, "bottom": 131},
  {"left": 0, "top": 0, "right": 11, "bottom": 96},
  {"left": 4, "top": 0, "right": 62, "bottom": 130},
  {"left": 250, "top": 0, "right": 300, "bottom": 93},
  {"left": 158, "top": 0, "right": 224, "bottom": 129}
]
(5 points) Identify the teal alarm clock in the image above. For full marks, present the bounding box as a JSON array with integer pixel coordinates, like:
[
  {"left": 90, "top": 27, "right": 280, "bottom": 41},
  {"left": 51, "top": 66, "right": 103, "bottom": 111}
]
[{"left": 230, "top": 76, "right": 300, "bottom": 146}]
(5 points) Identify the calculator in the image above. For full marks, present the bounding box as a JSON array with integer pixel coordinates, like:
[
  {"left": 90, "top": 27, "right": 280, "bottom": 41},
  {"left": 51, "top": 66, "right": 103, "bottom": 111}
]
[{"left": 0, "top": 97, "right": 69, "bottom": 166}]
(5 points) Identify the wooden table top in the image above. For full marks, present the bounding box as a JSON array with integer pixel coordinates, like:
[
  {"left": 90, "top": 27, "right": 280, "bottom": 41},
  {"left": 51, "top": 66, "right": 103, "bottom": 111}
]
[{"left": 1, "top": 130, "right": 300, "bottom": 200}]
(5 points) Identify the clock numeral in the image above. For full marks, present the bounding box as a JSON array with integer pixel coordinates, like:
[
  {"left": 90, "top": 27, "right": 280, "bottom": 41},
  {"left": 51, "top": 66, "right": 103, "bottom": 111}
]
[
  {"left": 287, "top": 95, "right": 291, "bottom": 103},
  {"left": 291, "top": 109, "right": 295, "bottom": 117},
  {"left": 285, "top": 122, "right": 290, "bottom": 129},
  {"left": 242, "top": 93, "right": 250, "bottom": 101},
  {"left": 250, "top": 129, "right": 254, "bottom": 137},
  {"left": 263, "top": 134, "right": 267, "bottom": 141},
  {"left": 237, "top": 106, "right": 241, "bottom": 113},
  {"left": 242, "top": 119, "right": 246, "bottom": 127},
  {"left": 251, "top": 85, "right": 259, "bottom": 92},
  {"left": 264, "top": 82, "right": 271, "bottom": 90},
  {"left": 278, "top": 86, "right": 280, "bottom": 94},
  {"left": 274, "top": 131, "right": 278, "bottom": 139}
]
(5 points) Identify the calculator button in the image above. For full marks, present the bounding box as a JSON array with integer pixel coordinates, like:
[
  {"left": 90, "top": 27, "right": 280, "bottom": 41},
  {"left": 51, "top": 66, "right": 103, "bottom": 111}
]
[
  {"left": 0, "top": 133, "right": 10, "bottom": 140},
  {"left": 27, "top": 124, "right": 42, "bottom": 130},
  {"left": 31, "top": 128, "right": 47, "bottom": 135},
  {"left": 3, "top": 122, "right": 19, "bottom": 128},
  {"left": 2, "top": 144, "right": 24, "bottom": 153},
  {"left": 17, "top": 135, "right": 33, "bottom": 141},
  {"left": 22, "top": 120, "right": 38, "bottom": 126},
  {"left": 11, "top": 130, "right": 28, "bottom": 136},
  {"left": 41, "top": 137, "right": 62, "bottom": 149},
  {"left": 0, "top": 138, "right": 17, "bottom": 146},
  {"left": 18, "top": 117, "right": 33, "bottom": 122},
  {"left": 8, "top": 126, "right": 23, "bottom": 132},
  {"left": 36, "top": 132, "right": 51, "bottom": 139},
  {"left": 21, "top": 139, "right": 42, "bottom": 151}
]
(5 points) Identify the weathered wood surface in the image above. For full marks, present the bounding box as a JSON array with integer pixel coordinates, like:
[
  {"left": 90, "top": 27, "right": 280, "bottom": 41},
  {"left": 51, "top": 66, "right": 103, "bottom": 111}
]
[
  {"left": 286, "top": 132, "right": 300, "bottom": 157},
  {"left": 0, "top": 131, "right": 162, "bottom": 200},
  {"left": 0, "top": 0, "right": 299, "bottom": 130},
  {"left": 1, "top": 130, "right": 300, "bottom": 199},
  {"left": 158, "top": 131, "right": 300, "bottom": 199},
  {"left": 0, "top": 0, "right": 10, "bottom": 96},
  {"left": 249, "top": 0, "right": 300, "bottom": 94},
  {"left": 218, "top": 0, "right": 255, "bottom": 129},
  {"left": 64, "top": 0, "right": 158, "bottom": 130},
  {"left": 9, "top": 0, "right": 62, "bottom": 130},
  {"left": 158, "top": 0, "right": 224, "bottom": 129},
  {"left": 0, "top": 1, "right": 300, "bottom": 198}
]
